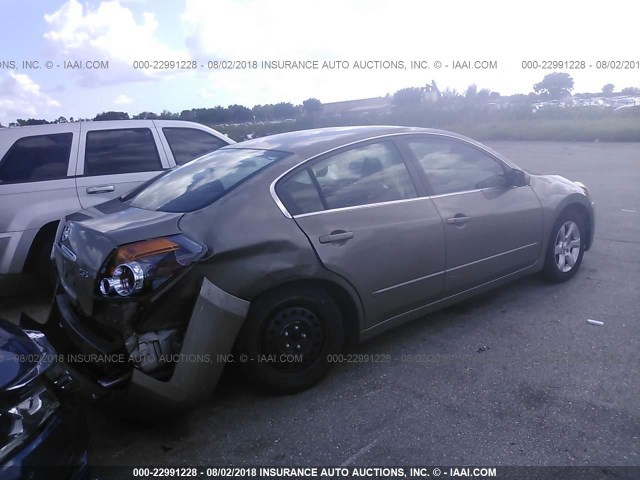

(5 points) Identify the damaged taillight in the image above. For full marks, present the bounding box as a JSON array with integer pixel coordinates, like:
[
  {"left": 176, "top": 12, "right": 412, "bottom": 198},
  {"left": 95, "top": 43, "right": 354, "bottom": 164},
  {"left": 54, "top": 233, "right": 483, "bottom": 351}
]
[{"left": 98, "top": 235, "right": 204, "bottom": 297}]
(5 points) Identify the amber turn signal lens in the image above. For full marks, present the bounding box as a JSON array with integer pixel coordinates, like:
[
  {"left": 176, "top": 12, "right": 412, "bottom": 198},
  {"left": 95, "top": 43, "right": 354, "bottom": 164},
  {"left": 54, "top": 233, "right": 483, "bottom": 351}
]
[
  {"left": 100, "top": 235, "right": 204, "bottom": 296},
  {"left": 114, "top": 238, "right": 179, "bottom": 265}
]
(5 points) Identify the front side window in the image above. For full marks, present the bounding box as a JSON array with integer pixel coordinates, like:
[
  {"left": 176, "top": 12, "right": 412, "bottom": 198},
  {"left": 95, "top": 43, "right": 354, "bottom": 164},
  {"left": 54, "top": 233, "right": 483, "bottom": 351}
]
[
  {"left": 0, "top": 133, "right": 72, "bottom": 183},
  {"left": 85, "top": 128, "right": 162, "bottom": 176},
  {"left": 129, "top": 148, "right": 289, "bottom": 213},
  {"left": 406, "top": 138, "right": 507, "bottom": 195},
  {"left": 308, "top": 141, "right": 416, "bottom": 211},
  {"left": 162, "top": 127, "right": 229, "bottom": 165}
]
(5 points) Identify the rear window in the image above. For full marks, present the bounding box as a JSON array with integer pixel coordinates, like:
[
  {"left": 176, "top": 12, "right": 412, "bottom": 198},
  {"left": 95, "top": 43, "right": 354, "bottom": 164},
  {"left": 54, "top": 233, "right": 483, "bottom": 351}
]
[
  {"left": 0, "top": 133, "right": 72, "bottom": 183},
  {"left": 129, "top": 148, "right": 289, "bottom": 212}
]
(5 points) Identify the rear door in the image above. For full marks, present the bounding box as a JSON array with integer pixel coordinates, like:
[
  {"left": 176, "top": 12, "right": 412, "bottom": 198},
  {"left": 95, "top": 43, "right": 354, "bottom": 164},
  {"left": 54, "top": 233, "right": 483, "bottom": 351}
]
[
  {"left": 76, "top": 122, "right": 171, "bottom": 209},
  {"left": 276, "top": 139, "right": 446, "bottom": 327},
  {"left": 400, "top": 135, "right": 543, "bottom": 294}
]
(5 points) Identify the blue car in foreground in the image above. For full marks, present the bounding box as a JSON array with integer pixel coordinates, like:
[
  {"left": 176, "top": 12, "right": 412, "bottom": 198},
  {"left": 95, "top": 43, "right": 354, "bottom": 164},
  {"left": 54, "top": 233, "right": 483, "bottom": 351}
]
[{"left": 0, "top": 318, "right": 88, "bottom": 480}]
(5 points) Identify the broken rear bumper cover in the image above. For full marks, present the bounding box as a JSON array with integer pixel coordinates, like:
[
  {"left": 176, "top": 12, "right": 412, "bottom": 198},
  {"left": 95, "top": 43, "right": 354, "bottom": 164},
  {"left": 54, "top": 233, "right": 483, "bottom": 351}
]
[{"left": 26, "top": 277, "right": 249, "bottom": 411}]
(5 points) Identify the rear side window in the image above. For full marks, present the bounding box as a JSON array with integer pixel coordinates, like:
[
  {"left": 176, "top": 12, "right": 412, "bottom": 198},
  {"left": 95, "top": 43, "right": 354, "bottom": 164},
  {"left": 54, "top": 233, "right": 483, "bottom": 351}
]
[
  {"left": 162, "top": 128, "right": 228, "bottom": 165},
  {"left": 277, "top": 141, "right": 417, "bottom": 215},
  {"left": 0, "top": 133, "right": 72, "bottom": 183},
  {"left": 277, "top": 169, "right": 324, "bottom": 215},
  {"left": 84, "top": 128, "right": 162, "bottom": 176},
  {"left": 312, "top": 141, "right": 416, "bottom": 211}
]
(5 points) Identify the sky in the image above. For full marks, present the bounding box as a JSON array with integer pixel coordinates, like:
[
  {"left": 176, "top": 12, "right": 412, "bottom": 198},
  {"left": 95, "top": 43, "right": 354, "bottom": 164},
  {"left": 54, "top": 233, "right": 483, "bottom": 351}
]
[{"left": 0, "top": 0, "right": 639, "bottom": 124}]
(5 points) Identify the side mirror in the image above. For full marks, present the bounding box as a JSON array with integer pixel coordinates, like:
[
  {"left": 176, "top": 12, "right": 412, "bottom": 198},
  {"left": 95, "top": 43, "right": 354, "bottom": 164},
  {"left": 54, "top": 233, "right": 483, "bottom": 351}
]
[{"left": 508, "top": 168, "right": 529, "bottom": 187}]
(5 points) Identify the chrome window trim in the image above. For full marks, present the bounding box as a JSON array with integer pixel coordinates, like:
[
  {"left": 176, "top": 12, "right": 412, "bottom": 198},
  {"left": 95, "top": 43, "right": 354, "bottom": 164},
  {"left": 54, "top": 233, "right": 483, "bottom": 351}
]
[
  {"left": 293, "top": 196, "right": 431, "bottom": 219},
  {"left": 269, "top": 131, "right": 509, "bottom": 219},
  {"left": 430, "top": 185, "right": 517, "bottom": 199},
  {"left": 291, "top": 186, "right": 513, "bottom": 219},
  {"left": 270, "top": 183, "right": 294, "bottom": 219}
]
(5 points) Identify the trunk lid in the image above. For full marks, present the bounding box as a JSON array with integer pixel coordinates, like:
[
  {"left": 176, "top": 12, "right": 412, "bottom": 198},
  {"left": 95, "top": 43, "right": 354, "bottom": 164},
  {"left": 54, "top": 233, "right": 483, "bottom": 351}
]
[{"left": 55, "top": 200, "right": 183, "bottom": 316}]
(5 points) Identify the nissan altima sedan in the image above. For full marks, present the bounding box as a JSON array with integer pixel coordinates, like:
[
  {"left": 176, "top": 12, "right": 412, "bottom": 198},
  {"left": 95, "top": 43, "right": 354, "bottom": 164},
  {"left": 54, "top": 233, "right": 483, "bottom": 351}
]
[{"left": 31, "top": 126, "right": 595, "bottom": 410}]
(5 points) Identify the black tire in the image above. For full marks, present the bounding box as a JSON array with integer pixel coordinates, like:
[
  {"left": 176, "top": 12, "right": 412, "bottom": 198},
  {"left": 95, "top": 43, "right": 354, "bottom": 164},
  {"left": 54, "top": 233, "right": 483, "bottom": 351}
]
[
  {"left": 542, "top": 209, "right": 586, "bottom": 283},
  {"left": 34, "top": 233, "right": 57, "bottom": 292},
  {"left": 237, "top": 286, "right": 344, "bottom": 394}
]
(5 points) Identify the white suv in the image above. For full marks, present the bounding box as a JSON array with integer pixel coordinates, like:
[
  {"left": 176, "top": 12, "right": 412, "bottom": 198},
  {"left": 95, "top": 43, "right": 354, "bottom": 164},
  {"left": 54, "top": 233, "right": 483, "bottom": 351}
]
[{"left": 0, "top": 120, "right": 233, "bottom": 284}]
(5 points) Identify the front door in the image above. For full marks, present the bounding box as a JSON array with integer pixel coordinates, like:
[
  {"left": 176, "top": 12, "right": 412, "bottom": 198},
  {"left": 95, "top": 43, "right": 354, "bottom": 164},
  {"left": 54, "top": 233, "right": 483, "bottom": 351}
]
[{"left": 400, "top": 135, "right": 543, "bottom": 294}]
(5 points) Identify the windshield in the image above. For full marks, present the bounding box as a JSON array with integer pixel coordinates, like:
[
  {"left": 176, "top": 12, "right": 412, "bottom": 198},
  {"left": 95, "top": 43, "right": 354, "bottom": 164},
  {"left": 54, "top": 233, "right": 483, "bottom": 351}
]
[{"left": 129, "top": 148, "right": 290, "bottom": 212}]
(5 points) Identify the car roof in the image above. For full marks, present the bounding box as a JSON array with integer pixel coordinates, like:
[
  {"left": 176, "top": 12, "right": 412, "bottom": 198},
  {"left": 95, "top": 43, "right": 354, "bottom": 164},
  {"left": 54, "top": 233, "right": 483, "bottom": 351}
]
[
  {"left": 222, "top": 125, "right": 473, "bottom": 158},
  {"left": 0, "top": 119, "right": 234, "bottom": 145},
  {"left": 0, "top": 119, "right": 221, "bottom": 133}
]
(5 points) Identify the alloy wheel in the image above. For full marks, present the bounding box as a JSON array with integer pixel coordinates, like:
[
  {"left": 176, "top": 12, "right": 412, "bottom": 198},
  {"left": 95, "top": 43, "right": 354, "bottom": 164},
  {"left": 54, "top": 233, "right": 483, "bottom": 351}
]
[{"left": 554, "top": 221, "right": 581, "bottom": 273}]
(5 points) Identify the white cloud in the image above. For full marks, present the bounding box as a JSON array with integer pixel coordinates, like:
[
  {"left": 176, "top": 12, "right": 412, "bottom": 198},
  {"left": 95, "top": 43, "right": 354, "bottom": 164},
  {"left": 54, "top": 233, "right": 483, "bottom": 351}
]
[
  {"left": 0, "top": 72, "right": 61, "bottom": 121},
  {"left": 181, "top": 0, "right": 637, "bottom": 64},
  {"left": 43, "top": 0, "right": 188, "bottom": 86},
  {"left": 180, "top": 0, "right": 518, "bottom": 103},
  {"left": 181, "top": 0, "right": 640, "bottom": 101},
  {"left": 181, "top": 1, "right": 535, "bottom": 63},
  {"left": 114, "top": 94, "right": 133, "bottom": 105},
  {"left": 20, "top": 0, "right": 638, "bottom": 118}
]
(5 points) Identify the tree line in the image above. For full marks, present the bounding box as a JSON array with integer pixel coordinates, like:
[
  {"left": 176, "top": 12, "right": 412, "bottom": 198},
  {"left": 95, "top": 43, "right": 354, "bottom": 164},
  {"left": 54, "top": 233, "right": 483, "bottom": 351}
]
[
  {"left": 3, "top": 98, "right": 323, "bottom": 127},
  {"left": 2, "top": 73, "right": 639, "bottom": 129}
]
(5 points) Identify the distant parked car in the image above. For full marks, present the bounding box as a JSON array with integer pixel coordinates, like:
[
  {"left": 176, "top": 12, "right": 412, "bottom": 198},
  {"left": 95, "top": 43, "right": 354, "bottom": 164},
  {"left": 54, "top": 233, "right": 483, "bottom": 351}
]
[
  {"left": 0, "top": 120, "right": 233, "bottom": 285},
  {"left": 36, "top": 126, "right": 594, "bottom": 410},
  {"left": 0, "top": 318, "right": 88, "bottom": 479},
  {"left": 614, "top": 104, "right": 640, "bottom": 112}
]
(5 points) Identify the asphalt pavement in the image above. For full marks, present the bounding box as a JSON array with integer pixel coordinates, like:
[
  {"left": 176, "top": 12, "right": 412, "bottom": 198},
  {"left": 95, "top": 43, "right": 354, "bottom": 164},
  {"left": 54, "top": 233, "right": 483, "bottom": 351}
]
[{"left": 1, "top": 141, "right": 638, "bottom": 471}]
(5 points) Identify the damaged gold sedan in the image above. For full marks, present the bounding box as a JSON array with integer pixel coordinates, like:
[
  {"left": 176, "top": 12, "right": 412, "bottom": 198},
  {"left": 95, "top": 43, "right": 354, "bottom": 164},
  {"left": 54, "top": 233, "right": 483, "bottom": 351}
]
[{"left": 26, "top": 126, "right": 595, "bottom": 410}]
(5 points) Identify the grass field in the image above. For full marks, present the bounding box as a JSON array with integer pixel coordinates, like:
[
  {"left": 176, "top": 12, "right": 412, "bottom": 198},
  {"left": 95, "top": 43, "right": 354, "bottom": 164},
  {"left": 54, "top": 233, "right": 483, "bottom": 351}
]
[
  {"left": 214, "top": 110, "right": 640, "bottom": 143},
  {"left": 445, "top": 117, "right": 640, "bottom": 142}
]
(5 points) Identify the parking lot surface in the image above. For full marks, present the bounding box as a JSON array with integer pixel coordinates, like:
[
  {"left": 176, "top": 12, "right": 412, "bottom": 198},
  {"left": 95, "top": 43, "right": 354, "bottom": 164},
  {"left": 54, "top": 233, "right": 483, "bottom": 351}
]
[{"left": 1, "top": 141, "right": 638, "bottom": 469}]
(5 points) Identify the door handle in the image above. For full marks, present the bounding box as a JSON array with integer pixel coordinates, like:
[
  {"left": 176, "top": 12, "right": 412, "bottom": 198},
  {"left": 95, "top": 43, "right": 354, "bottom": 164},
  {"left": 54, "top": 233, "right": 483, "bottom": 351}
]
[
  {"left": 319, "top": 231, "right": 354, "bottom": 244},
  {"left": 86, "top": 185, "right": 115, "bottom": 194},
  {"left": 446, "top": 215, "right": 471, "bottom": 225}
]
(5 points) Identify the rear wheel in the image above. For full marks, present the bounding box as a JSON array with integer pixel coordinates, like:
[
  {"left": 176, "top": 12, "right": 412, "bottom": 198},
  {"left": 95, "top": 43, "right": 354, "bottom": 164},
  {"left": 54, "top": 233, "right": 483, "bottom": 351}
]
[
  {"left": 237, "top": 286, "right": 343, "bottom": 394},
  {"left": 543, "top": 210, "right": 586, "bottom": 282}
]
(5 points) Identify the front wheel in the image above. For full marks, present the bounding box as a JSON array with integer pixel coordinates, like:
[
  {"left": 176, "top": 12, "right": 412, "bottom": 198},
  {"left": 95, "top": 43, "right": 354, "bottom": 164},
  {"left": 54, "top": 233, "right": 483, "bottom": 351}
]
[
  {"left": 237, "top": 286, "right": 344, "bottom": 394},
  {"left": 542, "top": 210, "right": 586, "bottom": 282}
]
